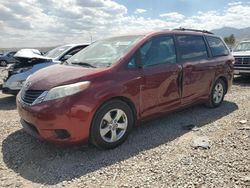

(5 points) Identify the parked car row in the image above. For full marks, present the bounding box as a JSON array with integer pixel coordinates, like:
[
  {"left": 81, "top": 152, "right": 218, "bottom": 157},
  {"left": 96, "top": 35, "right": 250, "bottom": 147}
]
[
  {"left": 2, "top": 43, "right": 89, "bottom": 94},
  {"left": 13, "top": 29, "right": 235, "bottom": 149},
  {"left": 0, "top": 51, "right": 18, "bottom": 66}
]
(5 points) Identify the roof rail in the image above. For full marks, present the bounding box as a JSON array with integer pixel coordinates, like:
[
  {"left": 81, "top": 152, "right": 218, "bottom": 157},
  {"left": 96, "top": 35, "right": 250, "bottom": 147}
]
[{"left": 173, "top": 27, "right": 214, "bottom": 34}]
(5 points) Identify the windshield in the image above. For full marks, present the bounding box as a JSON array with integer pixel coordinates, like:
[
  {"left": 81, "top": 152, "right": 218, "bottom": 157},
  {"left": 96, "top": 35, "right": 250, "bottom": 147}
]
[
  {"left": 234, "top": 42, "right": 250, "bottom": 51},
  {"left": 45, "top": 45, "right": 71, "bottom": 58},
  {"left": 67, "top": 35, "right": 143, "bottom": 67}
]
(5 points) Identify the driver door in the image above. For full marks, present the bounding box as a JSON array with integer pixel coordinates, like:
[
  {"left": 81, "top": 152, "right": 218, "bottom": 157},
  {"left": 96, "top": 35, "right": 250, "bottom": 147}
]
[{"left": 139, "top": 35, "right": 182, "bottom": 118}]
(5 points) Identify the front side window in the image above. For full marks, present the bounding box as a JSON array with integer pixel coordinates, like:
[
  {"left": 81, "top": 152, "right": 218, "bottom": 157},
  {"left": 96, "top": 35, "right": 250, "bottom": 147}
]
[
  {"left": 206, "top": 36, "right": 229, "bottom": 57},
  {"left": 46, "top": 45, "right": 71, "bottom": 58},
  {"left": 140, "top": 36, "right": 176, "bottom": 67},
  {"left": 7, "top": 52, "right": 16, "bottom": 57},
  {"left": 64, "top": 46, "right": 86, "bottom": 57},
  {"left": 177, "top": 35, "right": 208, "bottom": 61}
]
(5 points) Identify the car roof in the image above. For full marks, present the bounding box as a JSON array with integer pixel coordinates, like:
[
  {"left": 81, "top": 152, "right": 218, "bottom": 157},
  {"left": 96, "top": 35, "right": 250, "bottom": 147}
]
[
  {"left": 146, "top": 29, "right": 217, "bottom": 37},
  {"left": 107, "top": 29, "right": 219, "bottom": 40}
]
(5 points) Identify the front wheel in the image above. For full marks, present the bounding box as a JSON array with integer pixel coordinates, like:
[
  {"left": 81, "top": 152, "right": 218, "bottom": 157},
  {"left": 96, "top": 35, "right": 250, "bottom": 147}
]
[
  {"left": 90, "top": 100, "right": 134, "bottom": 149},
  {"left": 206, "top": 79, "right": 226, "bottom": 108}
]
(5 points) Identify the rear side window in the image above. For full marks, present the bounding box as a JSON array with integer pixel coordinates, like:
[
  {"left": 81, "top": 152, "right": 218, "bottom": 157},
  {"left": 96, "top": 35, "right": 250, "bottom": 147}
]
[
  {"left": 140, "top": 36, "right": 176, "bottom": 66},
  {"left": 206, "top": 36, "right": 229, "bottom": 57},
  {"left": 177, "top": 35, "right": 208, "bottom": 61}
]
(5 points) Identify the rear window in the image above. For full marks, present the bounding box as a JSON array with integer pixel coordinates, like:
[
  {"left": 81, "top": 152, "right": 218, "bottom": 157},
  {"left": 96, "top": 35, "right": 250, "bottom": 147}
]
[
  {"left": 177, "top": 35, "right": 208, "bottom": 61},
  {"left": 206, "top": 36, "right": 229, "bottom": 57}
]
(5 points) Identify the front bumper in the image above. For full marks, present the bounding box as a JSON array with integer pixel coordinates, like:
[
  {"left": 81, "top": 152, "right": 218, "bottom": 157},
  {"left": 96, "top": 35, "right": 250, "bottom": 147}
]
[
  {"left": 2, "top": 77, "right": 24, "bottom": 94},
  {"left": 16, "top": 93, "right": 95, "bottom": 145},
  {"left": 234, "top": 69, "right": 250, "bottom": 75},
  {"left": 2, "top": 87, "right": 19, "bottom": 95},
  {"left": 234, "top": 65, "right": 250, "bottom": 75}
]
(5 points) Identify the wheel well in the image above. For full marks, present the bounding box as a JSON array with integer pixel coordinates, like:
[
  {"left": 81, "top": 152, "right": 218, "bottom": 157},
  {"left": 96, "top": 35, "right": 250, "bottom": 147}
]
[
  {"left": 218, "top": 76, "right": 228, "bottom": 93},
  {"left": 107, "top": 96, "right": 137, "bottom": 122},
  {"left": 94, "top": 96, "right": 137, "bottom": 126}
]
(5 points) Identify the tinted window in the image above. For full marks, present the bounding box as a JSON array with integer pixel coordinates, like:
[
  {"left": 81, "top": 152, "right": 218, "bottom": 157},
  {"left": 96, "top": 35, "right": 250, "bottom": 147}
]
[
  {"left": 177, "top": 35, "right": 208, "bottom": 61},
  {"left": 206, "top": 36, "right": 229, "bottom": 57},
  {"left": 140, "top": 36, "right": 176, "bottom": 66}
]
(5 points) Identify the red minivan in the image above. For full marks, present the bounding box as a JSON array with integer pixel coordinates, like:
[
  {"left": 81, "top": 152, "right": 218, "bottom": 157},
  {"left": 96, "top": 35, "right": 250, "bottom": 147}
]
[{"left": 17, "top": 29, "right": 234, "bottom": 149}]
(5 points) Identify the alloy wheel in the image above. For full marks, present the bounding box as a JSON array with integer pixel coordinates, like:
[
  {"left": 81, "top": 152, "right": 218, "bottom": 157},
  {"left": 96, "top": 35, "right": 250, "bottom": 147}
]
[
  {"left": 100, "top": 109, "right": 128, "bottom": 143},
  {"left": 213, "top": 82, "right": 224, "bottom": 104}
]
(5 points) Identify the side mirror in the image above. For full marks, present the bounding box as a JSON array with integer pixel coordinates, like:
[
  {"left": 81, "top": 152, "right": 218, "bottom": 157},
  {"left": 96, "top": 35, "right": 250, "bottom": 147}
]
[{"left": 61, "top": 54, "right": 72, "bottom": 61}]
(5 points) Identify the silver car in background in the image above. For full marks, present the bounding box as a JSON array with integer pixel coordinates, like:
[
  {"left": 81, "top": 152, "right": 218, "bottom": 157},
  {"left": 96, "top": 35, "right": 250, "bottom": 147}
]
[{"left": 2, "top": 43, "right": 89, "bottom": 94}]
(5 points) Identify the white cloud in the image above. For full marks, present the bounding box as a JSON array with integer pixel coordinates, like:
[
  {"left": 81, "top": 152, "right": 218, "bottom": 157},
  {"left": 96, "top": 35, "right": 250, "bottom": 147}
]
[
  {"left": 0, "top": 0, "right": 250, "bottom": 48},
  {"left": 160, "top": 12, "right": 185, "bottom": 21},
  {"left": 134, "top": 8, "right": 147, "bottom": 14},
  {"left": 228, "top": 1, "right": 242, "bottom": 6}
]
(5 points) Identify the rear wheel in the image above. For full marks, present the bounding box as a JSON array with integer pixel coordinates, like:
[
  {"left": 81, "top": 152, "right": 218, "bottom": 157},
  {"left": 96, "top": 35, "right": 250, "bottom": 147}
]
[
  {"left": 0, "top": 60, "right": 7, "bottom": 67},
  {"left": 90, "top": 100, "right": 134, "bottom": 149},
  {"left": 206, "top": 79, "right": 226, "bottom": 108}
]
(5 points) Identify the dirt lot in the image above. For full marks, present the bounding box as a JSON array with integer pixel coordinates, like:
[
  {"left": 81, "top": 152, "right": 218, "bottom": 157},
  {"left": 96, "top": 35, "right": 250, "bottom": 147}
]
[{"left": 0, "top": 67, "right": 249, "bottom": 188}]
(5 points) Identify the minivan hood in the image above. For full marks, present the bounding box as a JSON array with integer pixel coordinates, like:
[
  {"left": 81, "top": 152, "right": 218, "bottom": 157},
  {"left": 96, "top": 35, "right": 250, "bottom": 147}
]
[
  {"left": 232, "top": 51, "right": 250, "bottom": 56},
  {"left": 28, "top": 64, "right": 106, "bottom": 90}
]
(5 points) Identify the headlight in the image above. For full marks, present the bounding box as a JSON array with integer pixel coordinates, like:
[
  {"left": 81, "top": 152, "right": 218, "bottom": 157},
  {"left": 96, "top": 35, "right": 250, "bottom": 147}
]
[{"left": 43, "top": 81, "right": 90, "bottom": 102}]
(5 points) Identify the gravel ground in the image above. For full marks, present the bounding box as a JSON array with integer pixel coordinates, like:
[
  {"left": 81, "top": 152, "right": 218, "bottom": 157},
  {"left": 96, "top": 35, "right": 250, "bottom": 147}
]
[{"left": 0, "top": 67, "right": 249, "bottom": 188}]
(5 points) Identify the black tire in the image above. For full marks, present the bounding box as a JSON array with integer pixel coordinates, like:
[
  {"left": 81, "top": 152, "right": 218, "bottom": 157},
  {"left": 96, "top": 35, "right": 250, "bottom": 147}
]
[
  {"left": 0, "top": 60, "right": 7, "bottom": 67},
  {"left": 206, "top": 78, "right": 226, "bottom": 108},
  {"left": 90, "top": 100, "right": 134, "bottom": 149}
]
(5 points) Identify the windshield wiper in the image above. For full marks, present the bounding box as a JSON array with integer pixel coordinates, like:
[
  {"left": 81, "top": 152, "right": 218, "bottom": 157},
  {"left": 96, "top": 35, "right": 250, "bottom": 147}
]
[{"left": 71, "top": 62, "right": 96, "bottom": 68}]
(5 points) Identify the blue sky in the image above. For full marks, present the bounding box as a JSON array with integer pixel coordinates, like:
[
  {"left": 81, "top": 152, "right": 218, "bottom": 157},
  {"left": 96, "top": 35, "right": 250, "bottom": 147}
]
[
  {"left": 116, "top": 0, "right": 248, "bottom": 17},
  {"left": 0, "top": 0, "right": 250, "bottom": 47}
]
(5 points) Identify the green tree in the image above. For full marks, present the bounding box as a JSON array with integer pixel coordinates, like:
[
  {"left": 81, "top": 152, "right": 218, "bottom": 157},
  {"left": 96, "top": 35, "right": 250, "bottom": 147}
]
[{"left": 224, "top": 34, "right": 236, "bottom": 46}]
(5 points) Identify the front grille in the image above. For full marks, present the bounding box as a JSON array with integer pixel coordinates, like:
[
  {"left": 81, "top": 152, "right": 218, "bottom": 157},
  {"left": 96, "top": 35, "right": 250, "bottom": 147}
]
[
  {"left": 234, "top": 57, "right": 250, "bottom": 65},
  {"left": 21, "top": 90, "right": 45, "bottom": 105}
]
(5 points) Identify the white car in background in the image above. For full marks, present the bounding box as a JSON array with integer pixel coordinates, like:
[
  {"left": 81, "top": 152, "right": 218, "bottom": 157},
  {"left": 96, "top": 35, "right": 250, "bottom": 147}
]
[
  {"left": 232, "top": 41, "right": 250, "bottom": 76},
  {"left": 2, "top": 43, "right": 89, "bottom": 94}
]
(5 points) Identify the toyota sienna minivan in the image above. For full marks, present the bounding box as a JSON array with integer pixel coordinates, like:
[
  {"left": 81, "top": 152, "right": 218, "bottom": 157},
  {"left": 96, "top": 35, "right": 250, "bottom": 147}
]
[{"left": 17, "top": 29, "right": 234, "bottom": 149}]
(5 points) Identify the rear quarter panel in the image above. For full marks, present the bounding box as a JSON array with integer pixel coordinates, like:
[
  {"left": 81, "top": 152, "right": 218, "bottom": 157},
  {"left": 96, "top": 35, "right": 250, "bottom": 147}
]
[{"left": 212, "top": 55, "right": 234, "bottom": 92}]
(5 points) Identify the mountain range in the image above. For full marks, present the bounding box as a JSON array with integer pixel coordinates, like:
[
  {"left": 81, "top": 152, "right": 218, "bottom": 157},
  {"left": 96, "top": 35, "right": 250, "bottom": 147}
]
[{"left": 211, "top": 27, "right": 250, "bottom": 41}]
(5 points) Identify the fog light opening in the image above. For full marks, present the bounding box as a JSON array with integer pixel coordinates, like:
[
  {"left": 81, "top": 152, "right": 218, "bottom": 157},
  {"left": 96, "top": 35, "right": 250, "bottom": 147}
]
[{"left": 54, "top": 129, "right": 70, "bottom": 139}]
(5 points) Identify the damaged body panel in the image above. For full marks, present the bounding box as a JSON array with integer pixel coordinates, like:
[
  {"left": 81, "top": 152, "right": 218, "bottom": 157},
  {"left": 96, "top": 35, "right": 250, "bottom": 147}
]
[
  {"left": 2, "top": 44, "right": 89, "bottom": 94},
  {"left": 3, "top": 62, "right": 54, "bottom": 94}
]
